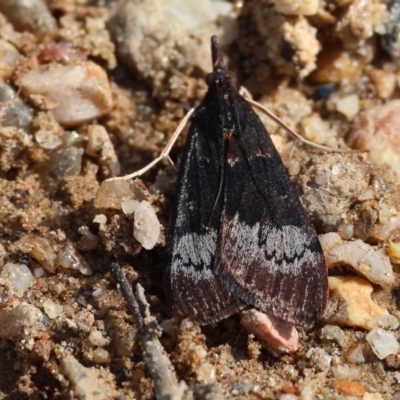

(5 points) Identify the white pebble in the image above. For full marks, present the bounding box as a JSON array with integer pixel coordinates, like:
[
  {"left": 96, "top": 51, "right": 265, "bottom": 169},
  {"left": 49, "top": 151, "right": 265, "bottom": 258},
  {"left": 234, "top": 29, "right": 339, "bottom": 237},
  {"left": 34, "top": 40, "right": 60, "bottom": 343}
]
[
  {"left": 43, "top": 299, "right": 64, "bottom": 319},
  {"left": 35, "top": 130, "right": 62, "bottom": 149},
  {"left": 335, "top": 94, "right": 360, "bottom": 120},
  {"left": 133, "top": 201, "right": 160, "bottom": 250},
  {"left": 377, "top": 314, "right": 399, "bottom": 330},
  {"left": 33, "top": 267, "right": 45, "bottom": 278},
  {"left": 320, "top": 232, "right": 394, "bottom": 287},
  {"left": 121, "top": 199, "right": 139, "bottom": 215},
  {"left": 88, "top": 330, "right": 110, "bottom": 347},
  {"left": 20, "top": 61, "right": 113, "bottom": 126},
  {"left": 93, "top": 214, "right": 107, "bottom": 224},
  {"left": 366, "top": 328, "right": 400, "bottom": 359},
  {"left": 0, "top": 263, "right": 34, "bottom": 297}
]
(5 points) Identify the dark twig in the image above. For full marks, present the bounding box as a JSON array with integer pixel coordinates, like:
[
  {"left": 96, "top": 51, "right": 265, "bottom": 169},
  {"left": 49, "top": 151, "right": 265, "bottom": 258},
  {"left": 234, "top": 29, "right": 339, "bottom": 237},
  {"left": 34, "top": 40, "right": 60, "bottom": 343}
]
[{"left": 111, "top": 262, "right": 192, "bottom": 400}]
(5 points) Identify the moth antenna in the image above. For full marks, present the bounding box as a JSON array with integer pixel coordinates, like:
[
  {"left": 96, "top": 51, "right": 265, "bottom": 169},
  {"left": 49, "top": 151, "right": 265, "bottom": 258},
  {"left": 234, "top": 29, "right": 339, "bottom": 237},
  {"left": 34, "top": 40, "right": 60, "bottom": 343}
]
[
  {"left": 239, "top": 87, "right": 368, "bottom": 154},
  {"left": 106, "top": 107, "right": 195, "bottom": 181},
  {"left": 211, "top": 35, "right": 225, "bottom": 70}
]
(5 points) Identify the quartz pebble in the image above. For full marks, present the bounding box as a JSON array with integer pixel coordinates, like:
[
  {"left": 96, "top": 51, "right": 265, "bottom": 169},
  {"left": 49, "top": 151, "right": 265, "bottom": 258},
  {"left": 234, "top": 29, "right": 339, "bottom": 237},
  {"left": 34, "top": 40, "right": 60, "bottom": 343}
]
[
  {"left": 240, "top": 309, "right": 299, "bottom": 353},
  {"left": 0, "top": 39, "right": 22, "bottom": 81},
  {"left": 55, "top": 243, "right": 93, "bottom": 276},
  {"left": 323, "top": 276, "right": 390, "bottom": 330},
  {"left": 94, "top": 180, "right": 133, "bottom": 210},
  {"left": 0, "top": 0, "right": 57, "bottom": 39},
  {"left": 320, "top": 232, "right": 394, "bottom": 287},
  {"left": 43, "top": 299, "right": 63, "bottom": 319},
  {"left": 88, "top": 330, "right": 110, "bottom": 347},
  {"left": 20, "top": 62, "right": 113, "bottom": 126},
  {"left": 0, "top": 303, "right": 45, "bottom": 340},
  {"left": 0, "top": 263, "right": 34, "bottom": 297},
  {"left": 347, "top": 100, "right": 400, "bottom": 180},
  {"left": 333, "top": 94, "right": 360, "bottom": 120},
  {"left": 132, "top": 200, "right": 160, "bottom": 250},
  {"left": 275, "top": 0, "right": 319, "bottom": 16},
  {"left": 0, "top": 83, "right": 34, "bottom": 129},
  {"left": 366, "top": 328, "right": 400, "bottom": 359}
]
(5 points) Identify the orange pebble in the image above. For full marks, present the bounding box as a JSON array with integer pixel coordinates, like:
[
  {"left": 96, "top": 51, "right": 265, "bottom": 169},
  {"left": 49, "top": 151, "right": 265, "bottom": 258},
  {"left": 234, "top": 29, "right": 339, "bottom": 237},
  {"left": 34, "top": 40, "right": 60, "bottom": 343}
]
[{"left": 332, "top": 379, "right": 366, "bottom": 397}]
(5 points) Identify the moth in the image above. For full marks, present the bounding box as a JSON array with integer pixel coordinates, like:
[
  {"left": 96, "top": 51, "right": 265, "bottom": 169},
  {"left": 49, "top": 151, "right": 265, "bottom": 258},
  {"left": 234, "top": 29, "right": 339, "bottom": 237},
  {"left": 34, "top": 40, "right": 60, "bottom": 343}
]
[{"left": 164, "top": 36, "right": 328, "bottom": 326}]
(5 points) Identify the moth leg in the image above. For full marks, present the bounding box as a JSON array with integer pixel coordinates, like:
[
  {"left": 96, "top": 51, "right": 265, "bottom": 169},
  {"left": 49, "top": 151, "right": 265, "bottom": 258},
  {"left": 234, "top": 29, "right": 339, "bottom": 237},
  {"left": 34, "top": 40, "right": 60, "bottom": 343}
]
[
  {"left": 239, "top": 86, "right": 366, "bottom": 154},
  {"left": 106, "top": 107, "right": 196, "bottom": 181}
]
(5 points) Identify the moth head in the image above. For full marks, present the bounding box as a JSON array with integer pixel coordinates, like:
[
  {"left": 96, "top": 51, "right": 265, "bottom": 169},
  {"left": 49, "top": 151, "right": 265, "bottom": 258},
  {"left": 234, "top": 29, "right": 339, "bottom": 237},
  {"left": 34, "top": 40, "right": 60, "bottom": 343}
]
[{"left": 206, "top": 35, "right": 238, "bottom": 89}]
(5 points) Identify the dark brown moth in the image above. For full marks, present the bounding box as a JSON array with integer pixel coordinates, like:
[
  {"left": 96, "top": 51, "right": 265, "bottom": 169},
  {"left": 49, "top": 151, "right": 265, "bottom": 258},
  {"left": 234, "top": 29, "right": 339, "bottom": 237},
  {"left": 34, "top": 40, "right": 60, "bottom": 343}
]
[{"left": 164, "top": 36, "right": 328, "bottom": 326}]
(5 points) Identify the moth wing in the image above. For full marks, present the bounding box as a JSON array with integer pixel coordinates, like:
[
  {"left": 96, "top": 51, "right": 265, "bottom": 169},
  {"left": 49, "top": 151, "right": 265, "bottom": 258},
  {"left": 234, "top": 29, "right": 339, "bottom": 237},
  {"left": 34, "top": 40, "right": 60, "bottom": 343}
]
[
  {"left": 215, "top": 94, "right": 328, "bottom": 325},
  {"left": 165, "top": 102, "right": 245, "bottom": 325}
]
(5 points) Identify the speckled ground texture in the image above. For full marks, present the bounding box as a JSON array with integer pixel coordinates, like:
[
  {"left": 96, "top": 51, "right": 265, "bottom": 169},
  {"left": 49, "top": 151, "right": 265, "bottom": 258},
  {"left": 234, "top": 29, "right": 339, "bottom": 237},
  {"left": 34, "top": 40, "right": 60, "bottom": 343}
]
[{"left": 0, "top": 0, "right": 400, "bottom": 399}]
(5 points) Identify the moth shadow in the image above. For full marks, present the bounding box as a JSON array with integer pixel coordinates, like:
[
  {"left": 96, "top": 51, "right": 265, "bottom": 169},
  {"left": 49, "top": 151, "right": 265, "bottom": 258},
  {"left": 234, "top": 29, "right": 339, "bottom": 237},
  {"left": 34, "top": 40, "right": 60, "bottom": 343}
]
[{"left": 202, "top": 315, "right": 249, "bottom": 360}]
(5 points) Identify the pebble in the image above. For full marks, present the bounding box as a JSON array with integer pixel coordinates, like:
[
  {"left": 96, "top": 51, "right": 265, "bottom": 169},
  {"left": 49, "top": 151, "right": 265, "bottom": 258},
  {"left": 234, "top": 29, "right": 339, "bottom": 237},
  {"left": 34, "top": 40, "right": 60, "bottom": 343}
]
[
  {"left": 332, "top": 379, "right": 366, "bottom": 397},
  {"left": 0, "top": 39, "right": 22, "bottom": 81},
  {"left": 94, "top": 180, "right": 134, "bottom": 210},
  {"left": 240, "top": 309, "right": 299, "bottom": 353},
  {"left": 275, "top": 0, "right": 319, "bottom": 16},
  {"left": 320, "top": 325, "right": 345, "bottom": 348},
  {"left": 366, "top": 327, "right": 400, "bottom": 359},
  {"left": 323, "top": 276, "right": 390, "bottom": 330},
  {"left": 0, "top": 303, "right": 45, "bottom": 340},
  {"left": 107, "top": 0, "right": 212, "bottom": 92},
  {"left": 388, "top": 241, "right": 400, "bottom": 264},
  {"left": 320, "top": 233, "right": 394, "bottom": 287},
  {"left": 23, "top": 235, "right": 57, "bottom": 273},
  {"left": 85, "top": 125, "right": 120, "bottom": 177},
  {"left": 20, "top": 61, "right": 113, "bottom": 126},
  {"left": 0, "top": 83, "right": 34, "bottom": 129},
  {"left": 331, "top": 364, "right": 361, "bottom": 380},
  {"left": 42, "top": 299, "right": 64, "bottom": 319},
  {"left": 0, "top": 263, "right": 34, "bottom": 297},
  {"left": 332, "top": 93, "right": 360, "bottom": 121},
  {"left": 369, "top": 68, "right": 396, "bottom": 99},
  {"left": 59, "top": 354, "right": 117, "bottom": 400},
  {"left": 88, "top": 330, "right": 110, "bottom": 347},
  {"left": 371, "top": 213, "right": 400, "bottom": 241},
  {"left": 92, "top": 348, "right": 111, "bottom": 364},
  {"left": 55, "top": 243, "right": 93, "bottom": 276},
  {"left": 132, "top": 200, "right": 160, "bottom": 250},
  {"left": 0, "top": 0, "right": 57, "bottom": 39},
  {"left": 347, "top": 100, "right": 400, "bottom": 180},
  {"left": 34, "top": 129, "right": 62, "bottom": 150}
]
